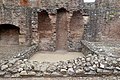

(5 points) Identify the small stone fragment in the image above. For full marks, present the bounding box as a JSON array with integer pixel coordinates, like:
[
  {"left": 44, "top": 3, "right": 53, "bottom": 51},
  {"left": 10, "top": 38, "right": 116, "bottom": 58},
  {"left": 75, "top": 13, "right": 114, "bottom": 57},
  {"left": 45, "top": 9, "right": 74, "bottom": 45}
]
[
  {"left": 0, "top": 71, "right": 5, "bottom": 76},
  {"left": 1, "top": 65, "right": 8, "bottom": 70},
  {"left": 20, "top": 71, "right": 28, "bottom": 76},
  {"left": 27, "top": 71, "right": 36, "bottom": 76},
  {"left": 67, "top": 68, "right": 75, "bottom": 75},
  {"left": 51, "top": 72, "right": 62, "bottom": 76},
  {"left": 60, "top": 69, "right": 67, "bottom": 74}
]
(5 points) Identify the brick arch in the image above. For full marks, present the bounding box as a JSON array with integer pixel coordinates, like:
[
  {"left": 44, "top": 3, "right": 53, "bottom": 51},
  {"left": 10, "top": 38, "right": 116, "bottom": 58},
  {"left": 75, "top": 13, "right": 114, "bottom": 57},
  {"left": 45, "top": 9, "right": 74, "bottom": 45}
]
[
  {"left": 0, "top": 24, "right": 20, "bottom": 31},
  {"left": 57, "top": 8, "right": 69, "bottom": 13},
  {"left": 1, "top": 22, "right": 24, "bottom": 34},
  {"left": 69, "top": 10, "right": 84, "bottom": 51},
  {"left": 38, "top": 10, "right": 54, "bottom": 50},
  {"left": 38, "top": 10, "right": 53, "bottom": 35},
  {"left": 0, "top": 24, "right": 20, "bottom": 45},
  {"left": 70, "top": 11, "right": 84, "bottom": 31}
]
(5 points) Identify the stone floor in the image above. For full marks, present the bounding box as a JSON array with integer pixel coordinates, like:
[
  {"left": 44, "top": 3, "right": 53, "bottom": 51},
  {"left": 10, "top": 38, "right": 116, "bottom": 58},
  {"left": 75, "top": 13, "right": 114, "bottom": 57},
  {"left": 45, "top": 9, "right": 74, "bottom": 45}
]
[
  {"left": 0, "top": 45, "right": 28, "bottom": 60},
  {"left": 82, "top": 40, "right": 120, "bottom": 57},
  {"left": 30, "top": 50, "right": 84, "bottom": 62}
]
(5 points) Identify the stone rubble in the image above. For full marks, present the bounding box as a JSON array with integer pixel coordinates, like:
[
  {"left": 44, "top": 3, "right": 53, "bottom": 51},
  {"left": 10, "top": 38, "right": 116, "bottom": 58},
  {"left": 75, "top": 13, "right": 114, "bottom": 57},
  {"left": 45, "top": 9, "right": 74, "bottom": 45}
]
[
  {"left": 0, "top": 51, "right": 120, "bottom": 77},
  {"left": 0, "top": 43, "right": 120, "bottom": 78}
]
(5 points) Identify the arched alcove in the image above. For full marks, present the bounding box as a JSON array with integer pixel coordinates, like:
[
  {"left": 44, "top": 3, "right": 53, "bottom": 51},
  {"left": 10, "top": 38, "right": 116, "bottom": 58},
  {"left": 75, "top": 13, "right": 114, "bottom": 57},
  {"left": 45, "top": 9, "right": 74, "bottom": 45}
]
[
  {"left": 56, "top": 8, "right": 68, "bottom": 50},
  {"left": 0, "top": 24, "right": 20, "bottom": 45},
  {"left": 69, "top": 11, "right": 84, "bottom": 51},
  {"left": 70, "top": 11, "right": 84, "bottom": 34},
  {"left": 38, "top": 10, "right": 53, "bottom": 50}
]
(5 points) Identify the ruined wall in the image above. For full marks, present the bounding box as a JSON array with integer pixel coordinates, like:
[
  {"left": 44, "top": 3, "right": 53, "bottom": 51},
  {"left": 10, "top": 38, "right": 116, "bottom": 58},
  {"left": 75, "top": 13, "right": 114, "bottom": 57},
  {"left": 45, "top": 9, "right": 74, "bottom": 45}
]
[
  {"left": 0, "top": 5, "right": 31, "bottom": 45},
  {"left": 82, "top": 2, "right": 97, "bottom": 41},
  {"left": 95, "top": 0, "right": 120, "bottom": 42},
  {"left": 29, "top": 0, "right": 84, "bottom": 51},
  {"left": 0, "top": 0, "right": 84, "bottom": 51}
]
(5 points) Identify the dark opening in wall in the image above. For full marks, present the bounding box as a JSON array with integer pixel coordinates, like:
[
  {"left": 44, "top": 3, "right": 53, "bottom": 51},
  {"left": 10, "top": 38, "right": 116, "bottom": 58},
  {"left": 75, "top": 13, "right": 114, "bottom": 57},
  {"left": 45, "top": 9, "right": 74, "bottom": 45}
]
[
  {"left": 38, "top": 10, "right": 53, "bottom": 39},
  {"left": 70, "top": 11, "right": 84, "bottom": 40},
  {"left": 38, "top": 10, "right": 53, "bottom": 50},
  {"left": 0, "top": 24, "right": 20, "bottom": 46},
  {"left": 70, "top": 11, "right": 84, "bottom": 39},
  {"left": 69, "top": 11, "right": 84, "bottom": 51},
  {"left": 56, "top": 8, "right": 68, "bottom": 50}
]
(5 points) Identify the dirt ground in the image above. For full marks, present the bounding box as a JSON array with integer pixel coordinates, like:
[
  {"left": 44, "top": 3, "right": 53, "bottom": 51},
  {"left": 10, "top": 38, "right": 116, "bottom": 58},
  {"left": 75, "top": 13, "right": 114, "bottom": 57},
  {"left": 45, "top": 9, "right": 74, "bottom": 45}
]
[
  {"left": 0, "top": 45, "right": 27, "bottom": 60},
  {"left": 30, "top": 50, "right": 84, "bottom": 62}
]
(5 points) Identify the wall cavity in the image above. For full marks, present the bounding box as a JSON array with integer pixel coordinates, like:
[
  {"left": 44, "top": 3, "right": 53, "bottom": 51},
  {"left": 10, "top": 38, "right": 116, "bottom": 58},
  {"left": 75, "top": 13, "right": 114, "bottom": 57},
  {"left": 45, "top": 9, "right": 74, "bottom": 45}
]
[
  {"left": 56, "top": 8, "right": 68, "bottom": 50},
  {"left": 0, "top": 24, "right": 19, "bottom": 46},
  {"left": 38, "top": 10, "right": 54, "bottom": 51},
  {"left": 68, "top": 11, "right": 84, "bottom": 51}
]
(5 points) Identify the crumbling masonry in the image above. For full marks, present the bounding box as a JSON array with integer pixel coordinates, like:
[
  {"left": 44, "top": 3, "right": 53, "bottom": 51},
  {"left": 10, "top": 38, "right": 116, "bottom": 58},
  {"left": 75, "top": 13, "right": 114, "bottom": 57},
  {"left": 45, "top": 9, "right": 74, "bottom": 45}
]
[
  {"left": 0, "top": 0, "right": 120, "bottom": 79},
  {"left": 0, "top": 0, "right": 85, "bottom": 51}
]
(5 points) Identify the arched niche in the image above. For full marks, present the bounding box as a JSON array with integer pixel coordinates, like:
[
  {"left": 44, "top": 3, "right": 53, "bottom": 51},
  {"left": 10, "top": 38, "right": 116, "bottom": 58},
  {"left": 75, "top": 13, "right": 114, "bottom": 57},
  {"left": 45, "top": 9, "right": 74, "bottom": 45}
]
[
  {"left": 56, "top": 8, "right": 68, "bottom": 50},
  {"left": 38, "top": 10, "right": 53, "bottom": 50},
  {"left": 69, "top": 10, "right": 84, "bottom": 51},
  {"left": 0, "top": 24, "right": 20, "bottom": 46}
]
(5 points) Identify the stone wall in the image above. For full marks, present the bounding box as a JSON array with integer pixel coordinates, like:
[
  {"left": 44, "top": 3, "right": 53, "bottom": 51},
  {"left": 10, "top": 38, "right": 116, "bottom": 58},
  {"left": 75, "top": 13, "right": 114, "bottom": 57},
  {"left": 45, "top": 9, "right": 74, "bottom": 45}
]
[
  {"left": 0, "top": 5, "right": 31, "bottom": 45},
  {"left": 95, "top": 0, "right": 120, "bottom": 41},
  {"left": 0, "top": 0, "right": 101, "bottom": 51},
  {"left": 0, "top": 0, "right": 85, "bottom": 51},
  {"left": 82, "top": 2, "right": 98, "bottom": 41},
  {"left": 31, "top": 8, "right": 85, "bottom": 51},
  {"left": 1, "top": 1, "right": 120, "bottom": 79}
]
